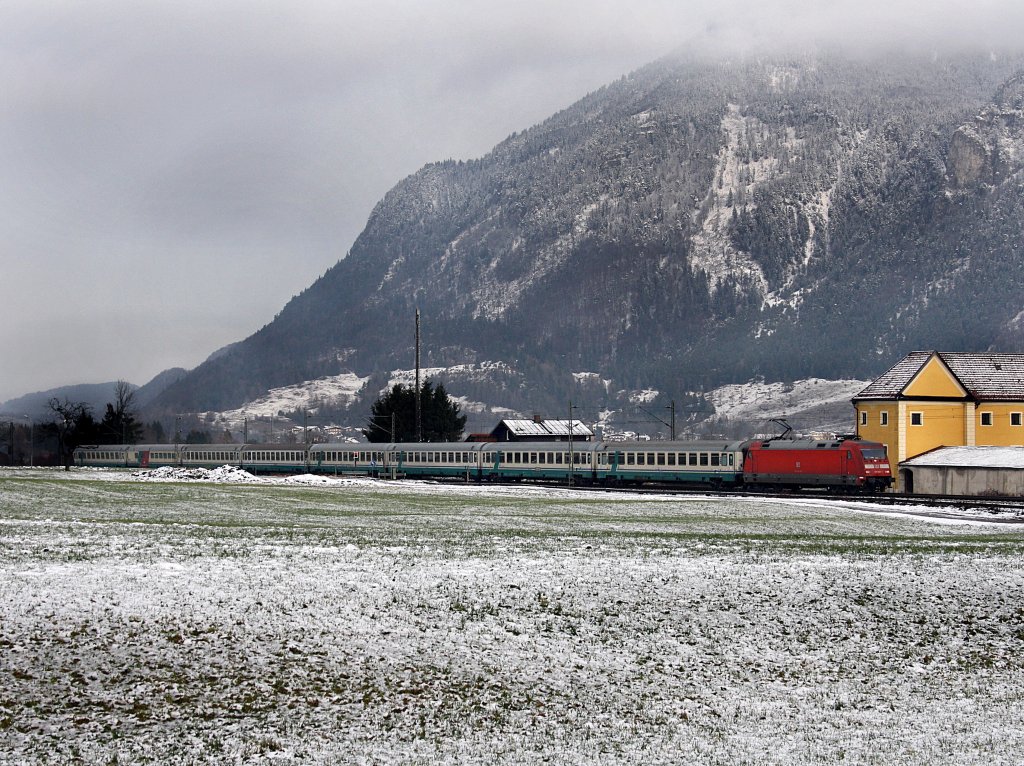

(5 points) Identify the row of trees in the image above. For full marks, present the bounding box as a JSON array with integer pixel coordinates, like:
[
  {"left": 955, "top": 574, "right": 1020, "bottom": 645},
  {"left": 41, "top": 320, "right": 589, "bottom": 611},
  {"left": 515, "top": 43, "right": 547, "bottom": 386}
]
[
  {"left": 46, "top": 382, "right": 142, "bottom": 468},
  {"left": 23, "top": 379, "right": 468, "bottom": 469}
]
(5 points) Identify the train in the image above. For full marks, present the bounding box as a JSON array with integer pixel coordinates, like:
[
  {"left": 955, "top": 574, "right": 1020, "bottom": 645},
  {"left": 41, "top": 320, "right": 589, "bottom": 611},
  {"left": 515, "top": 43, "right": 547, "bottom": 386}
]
[{"left": 73, "top": 435, "right": 893, "bottom": 493}]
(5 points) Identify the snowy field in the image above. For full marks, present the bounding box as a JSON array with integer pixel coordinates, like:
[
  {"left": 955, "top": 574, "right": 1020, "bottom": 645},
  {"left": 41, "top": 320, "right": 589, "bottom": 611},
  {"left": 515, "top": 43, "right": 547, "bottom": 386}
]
[{"left": 2, "top": 469, "right": 1024, "bottom": 764}]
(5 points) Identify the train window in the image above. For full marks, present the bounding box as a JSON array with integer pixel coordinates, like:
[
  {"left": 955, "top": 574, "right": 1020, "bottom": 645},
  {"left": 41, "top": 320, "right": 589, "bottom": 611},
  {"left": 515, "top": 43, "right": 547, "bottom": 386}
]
[
  {"left": 667, "top": 453, "right": 676, "bottom": 466},
  {"left": 657, "top": 453, "right": 666, "bottom": 466},
  {"left": 626, "top": 453, "right": 634, "bottom": 465},
  {"left": 637, "top": 453, "right": 645, "bottom": 466},
  {"left": 710, "top": 454, "right": 720, "bottom": 467},
  {"left": 700, "top": 453, "right": 709, "bottom": 466},
  {"left": 688, "top": 453, "right": 698, "bottom": 466},
  {"left": 729, "top": 454, "right": 735, "bottom": 466},
  {"left": 530, "top": 453, "right": 538, "bottom": 464},
  {"left": 647, "top": 453, "right": 655, "bottom": 465}
]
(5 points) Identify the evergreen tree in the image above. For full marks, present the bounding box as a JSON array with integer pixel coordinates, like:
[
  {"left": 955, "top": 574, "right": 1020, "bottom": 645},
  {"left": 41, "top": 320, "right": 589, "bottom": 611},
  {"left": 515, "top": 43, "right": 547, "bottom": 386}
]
[{"left": 364, "top": 380, "right": 467, "bottom": 442}]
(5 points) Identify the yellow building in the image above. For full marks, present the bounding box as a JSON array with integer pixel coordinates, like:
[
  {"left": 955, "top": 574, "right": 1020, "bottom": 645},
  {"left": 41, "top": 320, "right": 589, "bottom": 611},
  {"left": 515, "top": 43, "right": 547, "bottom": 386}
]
[{"left": 852, "top": 351, "right": 1024, "bottom": 489}]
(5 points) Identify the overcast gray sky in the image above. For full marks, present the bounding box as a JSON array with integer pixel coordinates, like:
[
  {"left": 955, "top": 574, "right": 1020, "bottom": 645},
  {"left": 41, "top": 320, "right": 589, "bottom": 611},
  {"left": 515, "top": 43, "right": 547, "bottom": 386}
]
[{"left": 2, "top": 0, "right": 1022, "bottom": 404}]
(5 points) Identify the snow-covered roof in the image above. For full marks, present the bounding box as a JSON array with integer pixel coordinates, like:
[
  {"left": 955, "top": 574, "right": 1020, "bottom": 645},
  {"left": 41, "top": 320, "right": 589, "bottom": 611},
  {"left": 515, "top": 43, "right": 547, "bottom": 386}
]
[
  {"left": 902, "top": 446, "right": 1024, "bottom": 470},
  {"left": 856, "top": 351, "right": 1024, "bottom": 401},
  {"left": 496, "top": 419, "right": 593, "bottom": 438}
]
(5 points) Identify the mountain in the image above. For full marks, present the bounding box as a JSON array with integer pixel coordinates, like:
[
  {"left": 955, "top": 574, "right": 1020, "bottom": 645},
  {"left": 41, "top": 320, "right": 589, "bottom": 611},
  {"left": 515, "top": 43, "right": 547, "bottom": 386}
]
[
  {"left": 133, "top": 368, "right": 189, "bottom": 409},
  {"left": 0, "top": 383, "right": 124, "bottom": 420},
  {"left": 153, "top": 49, "right": 1024, "bottom": 429},
  {"left": 1, "top": 369, "right": 187, "bottom": 422}
]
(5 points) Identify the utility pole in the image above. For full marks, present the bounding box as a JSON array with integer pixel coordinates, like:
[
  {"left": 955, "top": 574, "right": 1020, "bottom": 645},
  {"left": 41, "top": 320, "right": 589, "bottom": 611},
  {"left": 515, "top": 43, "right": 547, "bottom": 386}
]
[
  {"left": 415, "top": 308, "right": 422, "bottom": 443},
  {"left": 668, "top": 400, "right": 677, "bottom": 440},
  {"left": 568, "top": 400, "right": 577, "bottom": 488}
]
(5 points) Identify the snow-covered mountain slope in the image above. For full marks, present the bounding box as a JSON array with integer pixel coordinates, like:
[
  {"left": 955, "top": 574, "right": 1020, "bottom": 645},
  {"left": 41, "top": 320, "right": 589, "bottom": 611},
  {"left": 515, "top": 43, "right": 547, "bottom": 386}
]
[
  {"left": 153, "top": 50, "right": 1024, "bottom": 419},
  {"left": 195, "top": 365, "right": 866, "bottom": 442}
]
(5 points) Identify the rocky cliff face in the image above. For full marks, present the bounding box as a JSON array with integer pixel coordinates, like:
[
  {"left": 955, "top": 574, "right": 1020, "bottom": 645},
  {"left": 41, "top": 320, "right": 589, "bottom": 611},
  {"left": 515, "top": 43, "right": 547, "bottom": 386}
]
[
  {"left": 154, "top": 51, "right": 1024, "bottom": 422},
  {"left": 947, "top": 74, "right": 1024, "bottom": 188}
]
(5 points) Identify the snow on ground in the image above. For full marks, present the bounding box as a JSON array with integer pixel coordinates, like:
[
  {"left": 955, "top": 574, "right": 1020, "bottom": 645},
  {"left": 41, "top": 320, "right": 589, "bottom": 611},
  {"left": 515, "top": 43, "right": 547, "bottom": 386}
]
[
  {"left": 386, "top": 361, "right": 516, "bottom": 390},
  {"left": 214, "top": 372, "right": 369, "bottom": 424},
  {"left": 3, "top": 469, "right": 1024, "bottom": 764},
  {"left": 707, "top": 377, "right": 870, "bottom": 423}
]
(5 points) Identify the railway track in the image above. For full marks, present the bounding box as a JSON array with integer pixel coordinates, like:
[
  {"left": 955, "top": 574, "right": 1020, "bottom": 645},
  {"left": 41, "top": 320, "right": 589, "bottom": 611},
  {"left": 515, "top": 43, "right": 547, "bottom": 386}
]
[{"left": 538, "top": 481, "right": 1024, "bottom": 523}]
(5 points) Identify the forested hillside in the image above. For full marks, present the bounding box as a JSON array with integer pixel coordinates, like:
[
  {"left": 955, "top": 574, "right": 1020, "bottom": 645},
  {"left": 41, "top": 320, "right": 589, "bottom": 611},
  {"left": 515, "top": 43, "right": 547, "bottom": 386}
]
[{"left": 155, "top": 50, "right": 1024, "bottom": 419}]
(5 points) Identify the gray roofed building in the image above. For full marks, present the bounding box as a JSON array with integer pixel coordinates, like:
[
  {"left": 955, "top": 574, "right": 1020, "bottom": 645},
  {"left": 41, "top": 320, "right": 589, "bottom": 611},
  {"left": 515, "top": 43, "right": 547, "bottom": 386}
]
[
  {"left": 490, "top": 418, "right": 593, "bottom": 442},
  {"left": 855, "top": 351, "right": 1024, "bottom": 401},
  {"left": 900, "top": 446, "right": 1024, "bottom": 495}
]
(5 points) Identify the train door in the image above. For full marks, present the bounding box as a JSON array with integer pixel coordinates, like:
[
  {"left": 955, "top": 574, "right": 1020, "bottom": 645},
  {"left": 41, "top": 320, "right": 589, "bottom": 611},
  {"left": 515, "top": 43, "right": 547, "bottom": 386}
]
[{"left": 140, "top": 451, "right": 150, "bottom": 468}]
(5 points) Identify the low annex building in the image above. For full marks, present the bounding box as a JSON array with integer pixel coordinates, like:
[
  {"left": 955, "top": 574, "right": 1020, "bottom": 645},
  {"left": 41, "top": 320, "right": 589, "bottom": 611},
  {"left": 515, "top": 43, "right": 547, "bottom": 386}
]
[
  {"left": 900, "top": 446, "right": 1024, "bottom": 496},
  {"left": 853, "top": 351, "right": 1024, "bottom": 490}
]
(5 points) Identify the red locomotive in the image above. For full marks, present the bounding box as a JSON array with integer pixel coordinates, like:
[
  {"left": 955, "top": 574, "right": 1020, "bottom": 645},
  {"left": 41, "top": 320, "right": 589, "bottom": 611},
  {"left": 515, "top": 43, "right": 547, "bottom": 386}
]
[{"left": 743, "top": 437, "right": 892, "bottom": 493}]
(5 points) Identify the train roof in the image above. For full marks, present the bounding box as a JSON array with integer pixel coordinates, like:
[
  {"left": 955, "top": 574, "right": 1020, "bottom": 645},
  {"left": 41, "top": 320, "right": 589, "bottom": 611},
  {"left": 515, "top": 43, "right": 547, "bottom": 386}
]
[
  {"left": 748, "top": 438, "right": 883, "bottom": 450},
  {"left": 596, "top": 439, "right": 746, "bottom": 451},
  {"left": 310, "top": 441, "right": 490, "bottom": 452}
]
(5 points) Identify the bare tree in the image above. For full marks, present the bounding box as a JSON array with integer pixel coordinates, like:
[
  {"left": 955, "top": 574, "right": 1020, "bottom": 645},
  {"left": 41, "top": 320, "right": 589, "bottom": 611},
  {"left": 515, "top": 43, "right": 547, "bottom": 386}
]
[
  {"left": 101, "top": 381, "right": 141, "bottom": 443},
  {"left": 47, "top": 398, "right": 93, "bottom": 470}
]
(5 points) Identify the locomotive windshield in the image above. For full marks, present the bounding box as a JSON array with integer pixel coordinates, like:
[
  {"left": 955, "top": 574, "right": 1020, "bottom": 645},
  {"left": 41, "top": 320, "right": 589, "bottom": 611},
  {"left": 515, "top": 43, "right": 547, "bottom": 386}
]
[{"left": 861, "top": 449, "right": 887, "bottom": 459}]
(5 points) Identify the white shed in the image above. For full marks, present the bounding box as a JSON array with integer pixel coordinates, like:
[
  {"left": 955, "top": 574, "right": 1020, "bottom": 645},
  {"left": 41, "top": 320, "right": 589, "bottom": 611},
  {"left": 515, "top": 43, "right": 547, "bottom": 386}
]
[{"left": 900, "top": 447, "right": 1024, "bottom": 496}]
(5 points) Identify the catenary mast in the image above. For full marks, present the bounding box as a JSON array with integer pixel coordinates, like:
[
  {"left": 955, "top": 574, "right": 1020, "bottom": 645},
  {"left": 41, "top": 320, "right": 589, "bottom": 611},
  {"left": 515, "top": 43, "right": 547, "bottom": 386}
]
[{"left": 415, "top": 309, "right": 422, "bottom": 443}]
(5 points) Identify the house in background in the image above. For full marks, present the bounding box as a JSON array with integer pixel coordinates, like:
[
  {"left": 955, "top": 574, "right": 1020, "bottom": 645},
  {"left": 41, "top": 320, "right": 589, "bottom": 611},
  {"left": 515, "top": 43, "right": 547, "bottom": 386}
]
[
  {"left": 853, "top": 351, "right": 1024, "bottom": 490},
  {"left": 487, "top": 418, "right": 593, "bottom": 442}
]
